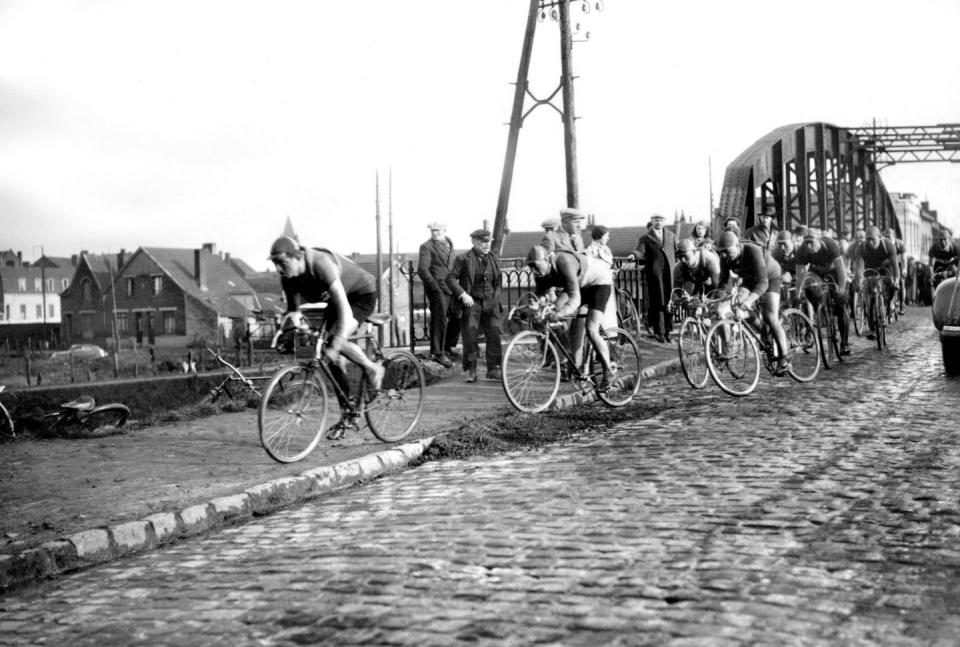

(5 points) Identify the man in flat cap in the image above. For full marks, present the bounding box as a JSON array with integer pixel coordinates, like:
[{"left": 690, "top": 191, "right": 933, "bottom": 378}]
[
  {"left": 630, "top": 213, "right": 677, "bottom": 343},
  {"left": 541, "top": 217, "right": 561, "bottom": 233},
  {"left": 417, "top": 221, "right": 459, "bottom": 368},
  {"left": 541, "top": 207, "right": 586, "bottom": 254},
  {"left": 446, "top": 229, "right": 503, "bottom": 383}
]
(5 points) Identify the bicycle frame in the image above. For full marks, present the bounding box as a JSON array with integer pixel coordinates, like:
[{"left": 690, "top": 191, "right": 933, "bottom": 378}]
[{"left": 203, "top": 346, "right": 270, "bottom": 402}]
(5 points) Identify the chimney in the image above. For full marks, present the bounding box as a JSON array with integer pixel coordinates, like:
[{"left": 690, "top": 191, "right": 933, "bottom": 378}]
[
  {"left": 194, "top": 249, "right": 206, "bottom": 290},
  {"left": 17, "top": 251, "right": 22, "bottom": 266},
  {"left": 117, "top": 249, "right": 126, "bottom": 269},
  {"left": 202, "top": 242, "right": 216, "bottom": 255},
  {"left": 71, "top": 254, "right": 78, "bottom": 267}
]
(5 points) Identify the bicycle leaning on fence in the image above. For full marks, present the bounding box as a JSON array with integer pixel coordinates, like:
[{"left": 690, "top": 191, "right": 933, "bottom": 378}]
[
  {"left": 500, "top": 299, "right": 643, "bottom": 413},
  {"left": 257, "top": 307, "right": 426, "bottom": 463},
  {"left": 704, "top": 291, "right": 820, "bottom": 397},
  {"left": 201, "top": 346, "right": 272, "bottom": 405}
]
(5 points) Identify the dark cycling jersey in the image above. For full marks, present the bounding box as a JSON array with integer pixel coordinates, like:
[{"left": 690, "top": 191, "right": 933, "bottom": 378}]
[
  {"left": 281, "top": 247, "right": 377, "bottom": 307},
  {"left": 795, "top": 237, "right": 843, "bottom": 280},
  {"left": 859, "top": 239, "right": 900, "bottom": 279},
  {"left": 720, "top": 241, "right": 781, "bottom": 297},
  {"left": 771, "top": 246, "right": 795, "bottom": 274},
  {"left": 929, "top": 242, "right": 960, "bottom": 271}
]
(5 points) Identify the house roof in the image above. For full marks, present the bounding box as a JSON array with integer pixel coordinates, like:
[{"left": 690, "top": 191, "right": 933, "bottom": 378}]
[
  {"left": 140, "top": 247, "right": 258, "bottom": 318},
  {"left": 0, "top": 264, "right": 75, "bottom": 294}
]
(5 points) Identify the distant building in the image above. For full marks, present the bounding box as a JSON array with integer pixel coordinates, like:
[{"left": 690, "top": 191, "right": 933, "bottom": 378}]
[
  {"left": 0, "top": 251, "right": 75, "bottom": 348},
  {"left": 890, "top": 193, "right": 924, "bottom": 260}
]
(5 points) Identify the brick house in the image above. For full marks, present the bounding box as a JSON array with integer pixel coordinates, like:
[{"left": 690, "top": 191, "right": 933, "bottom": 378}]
[
  {"left": 96, "top": 244, "right": 261, "bottom": 348},
  {"left": 59, "top": 251, "right": 122, "bottom": 344}
]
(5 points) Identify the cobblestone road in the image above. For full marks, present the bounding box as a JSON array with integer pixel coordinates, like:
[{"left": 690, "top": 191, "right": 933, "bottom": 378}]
[{"left": 2, "top": 310, "right": 959, "bottom": 645}]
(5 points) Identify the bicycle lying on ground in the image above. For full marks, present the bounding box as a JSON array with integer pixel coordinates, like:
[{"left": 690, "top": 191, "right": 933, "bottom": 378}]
[
  {"left": 1, "top": 385, "right": 130, "bottom": 438},
  {"left": 704, "top": 292, "right": 820, "bottom": 397},
  {"left": 0, "top": 386, "right": 14, "bottom": 439},
  {"left": 258, "top": 307, "right": 425, "bottom": 463},
  {"left": 501, "top": 299, "right": 642, "bottom": 413}
]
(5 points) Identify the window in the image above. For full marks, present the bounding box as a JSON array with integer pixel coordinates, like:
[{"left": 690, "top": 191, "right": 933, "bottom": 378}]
[
  {"left": 162, "top": 311, "right": 176, "bottom": 335},
  {"left": 80, "top": 313, "right": 93, "bottom": 338},
  {"left": 61, "top": 278, "right": 69, "bottom": 290},
  {"left": 116, "top": 312, "right": 129, "bottom": 334},
  {"left": 49, "top": 304, "right": 55, "bottom": 319},
  {"left": 81, "top": 279, "right": 92, "bottom": 303},
  {"left": 47, "top": 278, "right": 55, "bottom": 292},
  {"left": 19, "top": 305, "right": 26, "bottom": 320},
  {"left": 126, "top": 278, "right": 135, "bottom": 297},
  {"left": 17, "top": 278, "right": 25, "bottom": 292},
  {"left": 36, "top": 304, "right": 42, "bottom": 319},
  {"left": 4, "top": 305, "right": 9, "bottom": 320},
  {"left": 34, "top": 278, "right": 42, "bottom": 292},
  {"left": 152, "top": 276, "right": 163, "bottom": 296}
]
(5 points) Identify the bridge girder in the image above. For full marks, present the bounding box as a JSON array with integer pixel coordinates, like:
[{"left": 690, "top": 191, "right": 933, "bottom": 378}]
[{"left": 718, "top": 122, "right": 900, "bottom": 238}]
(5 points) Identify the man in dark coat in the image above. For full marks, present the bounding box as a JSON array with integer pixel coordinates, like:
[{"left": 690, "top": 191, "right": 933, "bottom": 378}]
[
  {"left": 631, "top": 213, "right": 677, "bottom": 343},
  {"left": 417, "top": 221, "right": 459, "bottom": 367},
  {"left": 744, "top": 205, "right": 778, "bottom": 252},
  {"left": 445, "top": 229, "right": 503, "bottom": 383},
  {"left": 540, "top": 207, "right": 586, "bottom": 254}
]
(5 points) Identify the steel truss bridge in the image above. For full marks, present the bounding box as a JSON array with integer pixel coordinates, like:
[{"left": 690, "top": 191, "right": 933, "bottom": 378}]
[{"left": 718, "top": 122, "right": 960, "bottom": 236}]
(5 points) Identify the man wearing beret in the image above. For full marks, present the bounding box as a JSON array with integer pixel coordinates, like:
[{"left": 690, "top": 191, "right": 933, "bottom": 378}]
[
  {"left": 445, "top": 229, "right": 503, "bottom": 382},
  {"left": 417, "top": 221, "right": 460, "bottom": 368},
  {"left": 630, "top": 213, "right": 677, "bottom": 343},
  {"left": 541, "top": 207, "right": 586, "bottom": 254}
]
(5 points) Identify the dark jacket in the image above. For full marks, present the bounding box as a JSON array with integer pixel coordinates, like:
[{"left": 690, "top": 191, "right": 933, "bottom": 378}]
[
  {"left": 417, "top": 236, "right": 456, "bottom": 295},
  {"left": 445, "top": 249, "right": 503, "bottom": 309}
]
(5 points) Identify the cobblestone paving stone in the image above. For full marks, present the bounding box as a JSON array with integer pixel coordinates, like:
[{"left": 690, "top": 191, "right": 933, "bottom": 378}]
[{"left": 2, "top": 310, "right": 960, "bottom": 645}]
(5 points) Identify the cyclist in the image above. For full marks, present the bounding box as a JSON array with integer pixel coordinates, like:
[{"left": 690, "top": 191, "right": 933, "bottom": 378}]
[
  {"left": 853, "top": 226, "right": 900, "bottom": 340},
  {"left": 772, "top": 230, "right": 798, "bottom": 306},
  {"left": 884, "top": 228, "right": 906, "bottom": 315},
  {"left": 795, "top": 229, "right": 851, "bottom": 356},
  {"left": 526, "top": 244, "right": 615, "bottom": 391},
  {"left": 715, "top": 231, "right": 790, "bottom": 374},
  {"left": 268, "top": 236, "right": 385, "bottom": 436},
  {"left": 674, "top": 238, "right": 721, "bottom": 298},
  {"left": 929, "top": 229, "right": 960, "bottom": 287}
]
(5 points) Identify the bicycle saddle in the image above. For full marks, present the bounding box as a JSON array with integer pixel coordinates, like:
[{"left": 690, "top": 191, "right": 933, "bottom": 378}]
[
  {"left": 366, "top": 313, "right": 391, "bottom": 327},
  {"left": 60, "top": 395, "right": 95, "bottom": 411}
]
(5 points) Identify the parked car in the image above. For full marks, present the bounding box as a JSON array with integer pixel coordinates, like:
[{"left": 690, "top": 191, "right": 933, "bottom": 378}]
[
  {"left": 50, "top": 344, "right": 109, "bottom": 362},
  {"left": 932, "top": 275, "right": 960, "bottom": 375}
]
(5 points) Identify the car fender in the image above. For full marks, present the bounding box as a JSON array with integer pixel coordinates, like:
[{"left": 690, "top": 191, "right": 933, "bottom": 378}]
[{"left": 932, "top": 277, "right": 960, "bottom": 334}]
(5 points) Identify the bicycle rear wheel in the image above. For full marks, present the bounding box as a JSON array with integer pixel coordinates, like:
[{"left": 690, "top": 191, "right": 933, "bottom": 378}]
[
  {"left": 615, "top": 289, "right": 642, "bottom": 340},
  {"left": 0, "top": 403, "right": 14, "bottom": 439},
  {"left": 873, "top": 294, "right": 885, "bottom": 350},
  {"left": 704, "top": 320, "right": 761, "bottom": 397},
  {"left": 780, "top": 308, "right": 819, "bottom": 382},
  {"left": 595, "top": 327, "right": 642, "bottom": 407},
  {"left": 364, "top": 350, "right": 425, "bottom": 443},
  {"left": 258, "top": 365, "right": 328, "bottom": 463},
  {"left": 82, "top": 405, "right": 129, "bottom": 435},
  {"left": 827, "top": 300, "right": 843, "bottom": 364},
  {"left": 678, "top": 317, "right": 708, "bottom": 389},
  {"left": 502, "top": 330, "right": 560, "bottom": 413}
]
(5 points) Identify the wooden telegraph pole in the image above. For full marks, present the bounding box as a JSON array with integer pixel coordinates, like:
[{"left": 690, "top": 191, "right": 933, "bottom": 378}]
[{"left": 492, "top": 0, "right": 597, "bottom": 255}]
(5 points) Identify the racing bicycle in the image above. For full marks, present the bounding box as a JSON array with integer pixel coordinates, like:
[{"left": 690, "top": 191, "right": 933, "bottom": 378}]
[{"left": 676, "top": 289, "right": 727, "bottom": 390}]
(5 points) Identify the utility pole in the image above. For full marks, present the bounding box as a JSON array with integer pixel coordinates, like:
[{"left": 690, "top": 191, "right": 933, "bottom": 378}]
[
  {"left": 108, "top": 258, "right": 120, "bottom": 377},
  {"left": 374, "top": 171, "right": 384, "bottom": 347},
  {"left": 491, "top": 0, "right": 601, "bottom": 255},
  {"left": 388, "top": 168, "right": 396, "bottom": 347}
]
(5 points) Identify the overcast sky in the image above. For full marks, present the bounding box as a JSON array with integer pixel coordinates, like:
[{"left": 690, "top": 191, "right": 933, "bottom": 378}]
[{"left": 1, "top": 0, "right": 958, "bottom": 270}]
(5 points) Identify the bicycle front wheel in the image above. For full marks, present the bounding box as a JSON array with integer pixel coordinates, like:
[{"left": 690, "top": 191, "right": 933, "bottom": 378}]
[
  {"left": 615, "top": 289, "right": 642, "bottom": 340},
  {"left": 678, "top": 317, "right": 708, "bottom": 389},
  {"left": 82, "top": 405, "right": 129, "bottom": 435},
  {"left": 780, "top": 308, "right": 820, "bottom": 382},
  {"left": 873, "top": 294, "right": 886, "bottom": 350},
  {"left": 502, "top": 330, "right": 560, "bottom": 413},
  {"left": 258, "top": 365, "right": 328, "bottom": 463},
  {"left": 364, "top": 350, "right": 425, "bottom": 443},
  {"left": 596, "top": 327, "right": 642, "bottom": 407},
  {"left": 814, "top": 302, "right": 833, "bottom": 370},
  {"left": 851, "top": 290, "right": 864, "bottom": 336},
  {"left": 0, "top": 403, "right": 14, "bottom": 439},
  {"left": 704, "top": 320, "right": 761, "bottom": 397}
]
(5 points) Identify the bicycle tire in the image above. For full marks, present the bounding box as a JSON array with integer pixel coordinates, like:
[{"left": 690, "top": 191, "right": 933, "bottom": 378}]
[
  {"left": 0, "top": 403, "right": 13, "bottom": 439},
  {"left": 873, "top": 293, "right": 885, "bottom": 350},
  {"left": 615, "top": 289, "right": 642, "bottom": 341},
  {"left": 780, "top": 308, "right": 820, "bottom": 382},
  {"left": 678, "top": 317, "right": 709, "bottom": 389},
  {"left": 502, "top": 330, "right": 560, "bottom": 413},
  {"left": 363, "top": 349, "right": 425, "bottom": 443},
  {"left": 595, "top": 327, "right": 642, "bottom": 407},
  {"left": 81, "top": 405, "right": 129, "bottom": 435},
  {"left": 851, "top": 290, "right": 864, "bottom": 336},
  {"left": 704, "top": 320, "right": 761, "bottom": 397},
  {"left": 258, "top": 365, "right": 328, "bottom": 463},
  {"left": 826, "top": 298, "right": 843, "bottom": 364},
  {"left": 814, "top": 302, "right": 833, "bottom": 369}
]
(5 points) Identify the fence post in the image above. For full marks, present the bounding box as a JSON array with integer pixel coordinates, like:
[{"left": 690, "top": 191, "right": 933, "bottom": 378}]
[{"left": 23, "top": 352, "right": 31, "bottom": 386}]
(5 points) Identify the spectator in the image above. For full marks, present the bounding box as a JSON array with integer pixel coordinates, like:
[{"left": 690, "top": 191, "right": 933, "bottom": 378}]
[
  {"left": 586, "top": 225, "right": 617, "bottom": 331},
  {"left": 744, "top": 205, "right": 777, "bottom": 252},
  {"left": 691, "top": 220, "right": 712, "bottom": 249},
  {"left": 541, "top": 207, "right": 586, "bottom": 253},
  {"left": 417, "top": 221, "right": 460, "bottom": 368},
  {"left": 630, "top": 213, "right": 677, "bottom": 344},
  {"left": 446, "top": 229, "right": 503, "bottom": 383}
]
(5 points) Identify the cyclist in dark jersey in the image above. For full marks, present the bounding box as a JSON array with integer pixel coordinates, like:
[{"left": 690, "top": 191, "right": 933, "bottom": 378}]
[
  {"left": 929, "top": 230, "right": 960, "bottom": 278},
  {"left": 269, "top": 236, "right": 384, "bottom": 406},
  {"left": 795, "top": 230, "right": 850, "bottom": 355},
  {"left": 854, "top": 226, "right": 900, "bottom": 340},
  {"left": 715, "top": 231, "right": 789, "bottom": 374},
  {"left": 674, "top": 238, "right": 721, "bottom": 297},
  {"left": 884, "top": 228, "right": 906, "bottom": 315}
]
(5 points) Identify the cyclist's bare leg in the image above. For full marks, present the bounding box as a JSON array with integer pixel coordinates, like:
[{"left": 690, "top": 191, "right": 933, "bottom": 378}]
[
  {"left": 763, "top": 293, "right": 789, "bottom": 369},
  {"left": 569, "top": 315, "right": 586, "bottom": 375},
  {"left": 337, "top": 341, "right": 383, "bottom": 390},
  {"left": 585, "top": 308, "right": 613, "bottom": 379}
]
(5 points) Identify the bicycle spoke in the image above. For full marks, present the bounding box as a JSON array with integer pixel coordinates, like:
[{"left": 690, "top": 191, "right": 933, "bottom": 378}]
[
  {"left": 502, "top": 331, "right": 560, "bottom": 413},
  {"left": 258, "top": 367, "right": 327, "bottom": 463},
  {"left": 365, "top": 350, "right": 424, "bottom": 443}
]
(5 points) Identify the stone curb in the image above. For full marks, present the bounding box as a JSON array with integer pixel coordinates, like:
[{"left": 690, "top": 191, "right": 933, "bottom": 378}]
[
  {"left": 0, "top": 437, "right": 434, "bottom": 593},
  {"left": 551, "top": 356, "right": 682, "bottom": 411}
]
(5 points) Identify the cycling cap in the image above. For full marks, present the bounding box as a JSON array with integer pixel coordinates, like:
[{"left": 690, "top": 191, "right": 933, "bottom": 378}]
[
  {"left": 715, "top": 231, "right": 739, "bottom": 251},
  {"left": 526, "top": 244, "right": 549, "bottom": 264},
  {"left": 268, "top": 236, "right": 300, "bottom": 260}
]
